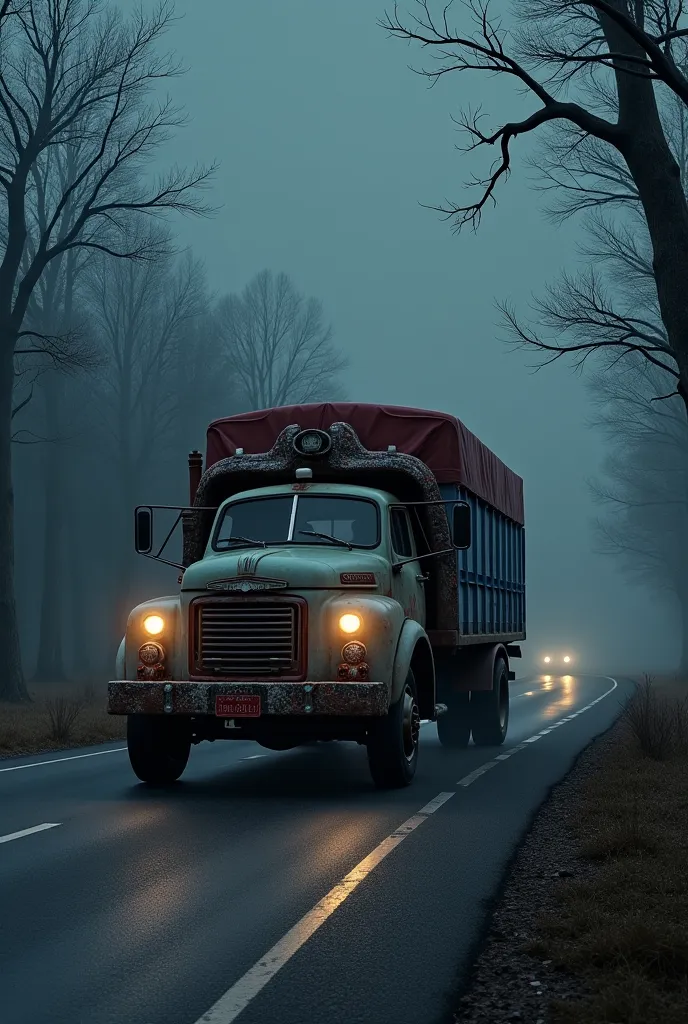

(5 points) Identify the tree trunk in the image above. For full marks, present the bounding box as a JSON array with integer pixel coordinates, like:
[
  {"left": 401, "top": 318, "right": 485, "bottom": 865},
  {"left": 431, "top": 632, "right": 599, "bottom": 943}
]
[
  {"left": 0, "top": 336, "right": 29, "bottom": 702},
  {"left": 34, "top": 369, "right": 65, "bottom": 681},
  {"left": 678, "top": 592, "right": 688, "bottom": 676},
  {"left": 602, "top": 10, "right": 688, "bottom": 395}
]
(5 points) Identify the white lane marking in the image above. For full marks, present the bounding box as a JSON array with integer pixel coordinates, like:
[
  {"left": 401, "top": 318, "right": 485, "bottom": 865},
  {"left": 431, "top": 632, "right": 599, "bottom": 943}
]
[
  {"left": 0, "top": 822, "right": 61, "bottom": 844},
  {"left": 457, "top": 677, "right": 619, "bottom": 786},
  {"left": 192, "top": 791, "right": 455, "bottom": 1024},
  {"left": 458, "top": 760, "right": 499, "bottom": 787},
  {"left": 0, "top": 747, "right": 127, "bottom": 773}
]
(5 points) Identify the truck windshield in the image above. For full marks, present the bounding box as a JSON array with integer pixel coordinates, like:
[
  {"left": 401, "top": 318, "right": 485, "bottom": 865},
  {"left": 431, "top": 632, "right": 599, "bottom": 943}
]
[{"left": 213, "top": 494, "right": 380, "bottom": 550}]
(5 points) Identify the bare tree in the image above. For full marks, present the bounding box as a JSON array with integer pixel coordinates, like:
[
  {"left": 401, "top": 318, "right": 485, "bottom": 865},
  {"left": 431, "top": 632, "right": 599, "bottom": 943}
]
[
  {"left": 588, "top": 357, "right": 688, "bottom": 667},
  {"left": 382, "top": 2, "right": 688, "bottom": 407},
  {"left": 85, "top": 231, "right": 206, "bottom": 608},
  {"left": 216, "top": 270, "right": 347, "bottom": 410},
  {"left": 0, "top": 0, "right": 214, "bottom": 701}
]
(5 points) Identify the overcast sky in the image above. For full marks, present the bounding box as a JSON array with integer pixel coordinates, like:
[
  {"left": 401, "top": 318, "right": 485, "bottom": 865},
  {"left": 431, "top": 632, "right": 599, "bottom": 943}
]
[{"left": 142, "top": 0, "right": 669, "bottom": 673}]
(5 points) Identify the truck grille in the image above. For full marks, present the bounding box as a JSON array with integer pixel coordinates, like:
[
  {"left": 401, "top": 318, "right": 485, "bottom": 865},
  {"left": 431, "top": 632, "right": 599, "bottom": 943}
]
[{"left": 194, "top": 600, "right": 302, "bottom": 677}]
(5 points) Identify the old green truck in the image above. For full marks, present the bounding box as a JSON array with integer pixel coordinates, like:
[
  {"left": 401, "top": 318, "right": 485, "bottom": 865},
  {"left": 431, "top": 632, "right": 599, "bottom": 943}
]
[{"left": 108, "top": 403, "right": 525, "bottom": 788}]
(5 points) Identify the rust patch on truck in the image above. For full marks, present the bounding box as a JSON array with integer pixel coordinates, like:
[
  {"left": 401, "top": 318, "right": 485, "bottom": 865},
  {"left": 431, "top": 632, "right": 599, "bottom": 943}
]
[{"left": 108, "top": 680, "right": 390, "bottom": 717}]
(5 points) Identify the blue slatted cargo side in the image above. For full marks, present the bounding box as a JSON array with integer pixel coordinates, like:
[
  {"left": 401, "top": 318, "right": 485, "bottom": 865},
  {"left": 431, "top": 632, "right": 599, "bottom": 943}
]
[{"left": 439, "top": 483, "right": 526, "bottom": 641}]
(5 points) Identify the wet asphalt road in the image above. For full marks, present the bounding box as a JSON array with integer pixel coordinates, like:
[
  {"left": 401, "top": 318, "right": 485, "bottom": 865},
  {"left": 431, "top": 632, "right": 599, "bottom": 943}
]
[{"left": 0, "top": 673, "right": 630, "bottom": 1024}]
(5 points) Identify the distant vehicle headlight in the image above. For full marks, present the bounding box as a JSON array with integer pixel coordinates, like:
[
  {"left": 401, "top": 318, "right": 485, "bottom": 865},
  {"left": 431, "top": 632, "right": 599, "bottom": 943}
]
[
  {"left": 544, "top": 655, "right": 551, "bottom": 664},
  {"left": 339, "top": 613, "right": 361, "bottom": 634},
  {"left": 143, "top": 614, "right": 165, "bottom": 636},
  {"left": 563, "top": 655, "right": 571, "bottom": 663}
]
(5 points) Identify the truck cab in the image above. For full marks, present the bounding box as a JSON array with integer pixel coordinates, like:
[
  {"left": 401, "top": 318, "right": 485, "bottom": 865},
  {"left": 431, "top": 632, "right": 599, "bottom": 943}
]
[{"left": 109, "top": 408, "right": 525, "bottom": 790}]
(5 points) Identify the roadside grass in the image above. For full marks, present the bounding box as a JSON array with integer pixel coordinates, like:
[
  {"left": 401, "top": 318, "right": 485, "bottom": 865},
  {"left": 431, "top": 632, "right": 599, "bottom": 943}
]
[
  {"left": 0, "top": 680, "right": 125, "bottom": 758},
  {"left": 534, "top": 675, "right": 688, "bottom": 1024}
]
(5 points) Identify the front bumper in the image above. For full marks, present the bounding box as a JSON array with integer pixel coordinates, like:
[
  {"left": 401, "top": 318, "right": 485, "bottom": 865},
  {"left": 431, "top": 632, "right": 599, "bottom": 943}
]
[{"left": 107, "top": 680, "right": 390, "bottom": 717}]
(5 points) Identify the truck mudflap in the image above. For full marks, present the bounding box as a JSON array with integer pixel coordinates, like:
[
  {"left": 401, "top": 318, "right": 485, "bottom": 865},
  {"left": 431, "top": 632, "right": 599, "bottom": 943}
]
[{"left": 107, "top": 680, "right": 390, "bottom": 717}]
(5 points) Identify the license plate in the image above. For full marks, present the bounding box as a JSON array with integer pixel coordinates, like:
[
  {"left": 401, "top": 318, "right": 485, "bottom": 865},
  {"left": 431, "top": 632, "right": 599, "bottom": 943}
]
[{"left": 215, "top": 695, "right": 261, "bottom": 717}]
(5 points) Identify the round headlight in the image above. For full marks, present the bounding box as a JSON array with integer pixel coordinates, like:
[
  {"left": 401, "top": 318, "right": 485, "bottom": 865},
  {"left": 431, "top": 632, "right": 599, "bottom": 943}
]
[
  {"left": 563, "top": 655, "right": 571, "bottom": 663},
  {"left": 143, "top": 614, "right": 164, "bottom": 636},
  {"left": 342, "top": 641, "right": 367, "bottom": 664},
  {"left": 544, "top": 655, "right": 551, "bottom": 664},
  {"left": 139, "top": 642, "right": 164, "bottom": 665},
  {"left": 339, "top": 613, "right": 361, "bottom": 634}
]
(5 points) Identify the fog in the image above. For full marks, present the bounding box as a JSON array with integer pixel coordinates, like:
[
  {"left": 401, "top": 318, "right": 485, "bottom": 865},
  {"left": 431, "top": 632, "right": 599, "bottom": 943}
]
[{"left": 12, "top": 0, "right": 673, "bottom": 682}]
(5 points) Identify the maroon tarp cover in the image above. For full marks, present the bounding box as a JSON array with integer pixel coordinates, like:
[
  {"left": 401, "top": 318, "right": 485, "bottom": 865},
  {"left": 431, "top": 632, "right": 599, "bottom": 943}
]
[{"left": 206, "top": 403, "right": 524, "bottom": 524}]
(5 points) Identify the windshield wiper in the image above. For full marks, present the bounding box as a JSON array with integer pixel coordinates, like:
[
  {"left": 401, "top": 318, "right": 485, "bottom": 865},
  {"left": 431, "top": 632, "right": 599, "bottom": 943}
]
[
  {"left": 298, "top": 530, "right": 352, "bottom": 550},
  {"left": 218, "top": 535, "right": 267, "bottom": 549}
]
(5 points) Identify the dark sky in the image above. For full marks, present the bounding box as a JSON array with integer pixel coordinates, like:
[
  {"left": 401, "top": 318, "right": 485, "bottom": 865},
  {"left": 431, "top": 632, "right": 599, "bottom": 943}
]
[{"left": 141, "top": 0, "right": 669, "bottom": 673}]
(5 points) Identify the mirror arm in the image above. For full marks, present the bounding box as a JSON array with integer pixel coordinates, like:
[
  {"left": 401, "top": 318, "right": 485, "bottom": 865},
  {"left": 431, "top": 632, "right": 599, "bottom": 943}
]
[
  {"left": 140, "top": 552, "right": 186, "bottom": 570},
  {"left": 392, "top": 546, "right": 455, "bottom": 574}
]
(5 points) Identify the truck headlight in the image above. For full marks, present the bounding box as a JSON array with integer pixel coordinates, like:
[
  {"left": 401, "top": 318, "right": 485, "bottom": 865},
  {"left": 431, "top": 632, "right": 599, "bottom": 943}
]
[
  {"left": 143, "top": 614, "right": 165, "bottom": 636},
  {"left": 339, "top": 613, "right": 361, "bottom": 634}
]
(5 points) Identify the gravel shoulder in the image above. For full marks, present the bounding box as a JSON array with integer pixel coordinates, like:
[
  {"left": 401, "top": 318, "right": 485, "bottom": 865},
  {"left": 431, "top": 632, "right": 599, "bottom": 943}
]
[{"left": 453, "top": 677, "right": 688, "bottom": 1024}]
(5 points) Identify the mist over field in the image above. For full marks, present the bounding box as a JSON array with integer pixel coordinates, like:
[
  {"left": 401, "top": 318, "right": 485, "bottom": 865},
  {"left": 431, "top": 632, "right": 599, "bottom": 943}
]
[{"left": 6, "top": 0, "right": 676, "bottom": 686}]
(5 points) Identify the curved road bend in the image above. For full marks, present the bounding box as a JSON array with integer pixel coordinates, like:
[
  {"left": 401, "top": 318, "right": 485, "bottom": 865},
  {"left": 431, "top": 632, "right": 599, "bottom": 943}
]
[{"left": 0, "top": 673, "right": 630, "bottom": 1024}]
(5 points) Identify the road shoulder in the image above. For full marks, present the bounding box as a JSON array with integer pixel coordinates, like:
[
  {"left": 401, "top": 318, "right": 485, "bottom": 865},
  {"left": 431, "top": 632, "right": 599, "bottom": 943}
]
[{"left": 453, "top": 678, "right": 688, "bottom": 1024}]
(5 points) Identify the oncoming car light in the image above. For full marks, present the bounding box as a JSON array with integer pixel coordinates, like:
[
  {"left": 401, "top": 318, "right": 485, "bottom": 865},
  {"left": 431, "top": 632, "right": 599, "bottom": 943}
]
[
  {"left": 564, "top": 655, "right": 571, "bottom": 663},
  {"left": 339, "top": 613, "right": 361, "bottom": 635},
  {"left": 544, "top": 655, "right": 551, "bottom": 664},
  {"left": 143, "top": 614, "right": 165, "bottom": 636}
]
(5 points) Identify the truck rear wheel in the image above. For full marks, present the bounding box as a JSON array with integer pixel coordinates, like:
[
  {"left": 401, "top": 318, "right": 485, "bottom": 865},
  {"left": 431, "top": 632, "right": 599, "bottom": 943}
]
[
  {"left": 471, "top": 658, "right": 509, "bottom": 746},
  {"left": 366, "top": 669, "right": 420, "bottom": 789},
  {"left": 437, "top": 692, "right": 471, "bottom": 748},
  {"left": 127, "top": 715, "right": 191, "bottom": 784}
]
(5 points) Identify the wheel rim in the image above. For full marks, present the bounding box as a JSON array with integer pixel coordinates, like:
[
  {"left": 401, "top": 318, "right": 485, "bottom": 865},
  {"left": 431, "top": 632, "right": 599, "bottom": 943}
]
[{"left": 402, "top": 686, "right": 421, "bottom": 762}]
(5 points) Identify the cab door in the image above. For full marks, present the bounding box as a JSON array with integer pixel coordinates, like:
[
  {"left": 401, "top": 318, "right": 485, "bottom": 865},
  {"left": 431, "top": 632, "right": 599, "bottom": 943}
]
[{"left": 389, "top": 506, "right": 426, "bottom": 625}]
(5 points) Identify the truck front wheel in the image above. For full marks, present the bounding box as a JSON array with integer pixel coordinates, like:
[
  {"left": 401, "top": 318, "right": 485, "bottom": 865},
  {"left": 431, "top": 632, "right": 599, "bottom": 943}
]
[
  {"left": 366, "top": 669, "right": 420, "bottom": 789},
  {"left": 471, "top": 658, "right": 509, "bottom": 746},
  {"left": 127, "top": 715, "right": 191, "bottom": 784},
  {"left": 437, "top": 692, "right": 471, "bottom": 748}
]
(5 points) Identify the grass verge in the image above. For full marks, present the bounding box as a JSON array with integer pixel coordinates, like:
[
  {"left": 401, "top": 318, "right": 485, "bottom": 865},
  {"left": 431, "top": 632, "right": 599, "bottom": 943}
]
[
  {"left": 0, "top": 681, "right": 125, "bottom": 758},
  {"left": 539, "top": 675, "right": 688, "bottom": 1024}
]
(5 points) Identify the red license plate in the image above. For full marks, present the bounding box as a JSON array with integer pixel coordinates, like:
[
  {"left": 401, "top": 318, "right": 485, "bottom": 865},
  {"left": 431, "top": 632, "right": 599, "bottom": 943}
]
[{"left": 215, "top": 695, "right": 261, "bottom": 718}]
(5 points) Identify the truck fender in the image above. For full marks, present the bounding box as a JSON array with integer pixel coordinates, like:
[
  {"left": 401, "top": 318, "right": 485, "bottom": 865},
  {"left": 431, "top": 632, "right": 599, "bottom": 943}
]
[
  {"left": 115, "top": 637, "right": 126, "bottom": 679},
  {"left": 391, "top": 620, "right": 436, "bottom": 719}
]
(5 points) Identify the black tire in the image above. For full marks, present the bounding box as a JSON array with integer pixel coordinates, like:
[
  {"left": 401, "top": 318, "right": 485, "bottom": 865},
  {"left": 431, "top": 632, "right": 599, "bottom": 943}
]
[
  {"left": 127, "top": 714, "right": 191, "bottom": 784},
  {"left": 437, "top": 691, "right": 471, "bottom": 748},
  {"left": 471, "top": 658, "right": 509, "bottom": 746},
  {"left": 366, "top": 669, "right": 420, "bottom": 789}
]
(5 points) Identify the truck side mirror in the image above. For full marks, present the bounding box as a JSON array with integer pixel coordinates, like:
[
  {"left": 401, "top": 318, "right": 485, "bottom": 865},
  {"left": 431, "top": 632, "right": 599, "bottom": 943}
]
[
  {"left": 135, "top": 507, "right": 153, "bottom": 554},
  {"left": 451, "top": 502, "right": 471, "bottom": 549}
]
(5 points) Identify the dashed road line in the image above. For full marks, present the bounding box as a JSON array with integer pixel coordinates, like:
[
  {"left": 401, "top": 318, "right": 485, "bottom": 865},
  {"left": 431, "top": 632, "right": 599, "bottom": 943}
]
[
  {"left": 0, "top": 823, "right": 61, "bottom": 844},
  {"left": 456, "top": 676, "right": 619, "bottom": 786}
]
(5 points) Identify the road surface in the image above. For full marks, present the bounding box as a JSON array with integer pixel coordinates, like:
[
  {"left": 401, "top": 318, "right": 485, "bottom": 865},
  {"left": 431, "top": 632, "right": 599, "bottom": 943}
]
[{"left": 0, "top": 672, "right": 629, "bottom": 1024}]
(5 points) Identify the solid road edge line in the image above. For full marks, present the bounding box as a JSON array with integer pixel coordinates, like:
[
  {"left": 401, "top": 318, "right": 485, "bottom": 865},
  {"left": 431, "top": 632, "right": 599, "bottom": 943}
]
[
  {"left": 193, "top": 791, "right": 455, "bottom": 1024},
  {"left": 0, "top": 747, "right": 127, "bottom": 773}
]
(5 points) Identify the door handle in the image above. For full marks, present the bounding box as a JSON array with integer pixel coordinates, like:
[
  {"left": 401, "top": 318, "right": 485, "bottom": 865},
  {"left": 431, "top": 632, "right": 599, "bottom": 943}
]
[{"left": 416, "top": 573, "right": 429, "bottom": 583}]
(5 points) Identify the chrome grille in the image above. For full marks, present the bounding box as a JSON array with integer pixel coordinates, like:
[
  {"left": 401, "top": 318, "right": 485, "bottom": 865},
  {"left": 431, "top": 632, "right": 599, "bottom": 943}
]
[{"left": 195, "top": 601, "right": 300, "bottom": 677}]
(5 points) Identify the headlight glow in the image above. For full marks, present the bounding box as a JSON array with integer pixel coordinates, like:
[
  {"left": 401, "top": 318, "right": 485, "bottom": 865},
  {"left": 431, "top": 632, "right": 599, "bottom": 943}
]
[
  {"left": 143, "top": 614, "right": 165, "bottom": 636},
  {"left": 339, "top": 613, "right": 361, "bottom": 634},
  {"left": 563, "top": 655, "right": 571, "bottom": 663},
  {"left": 544, "top": 655, "right": 551, "bottom": 664}
]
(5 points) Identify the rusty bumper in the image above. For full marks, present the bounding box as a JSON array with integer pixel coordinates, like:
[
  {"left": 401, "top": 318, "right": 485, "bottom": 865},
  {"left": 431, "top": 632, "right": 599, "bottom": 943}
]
[{"left": 107, "top": 680, "right": 390, "bottom": 717}]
